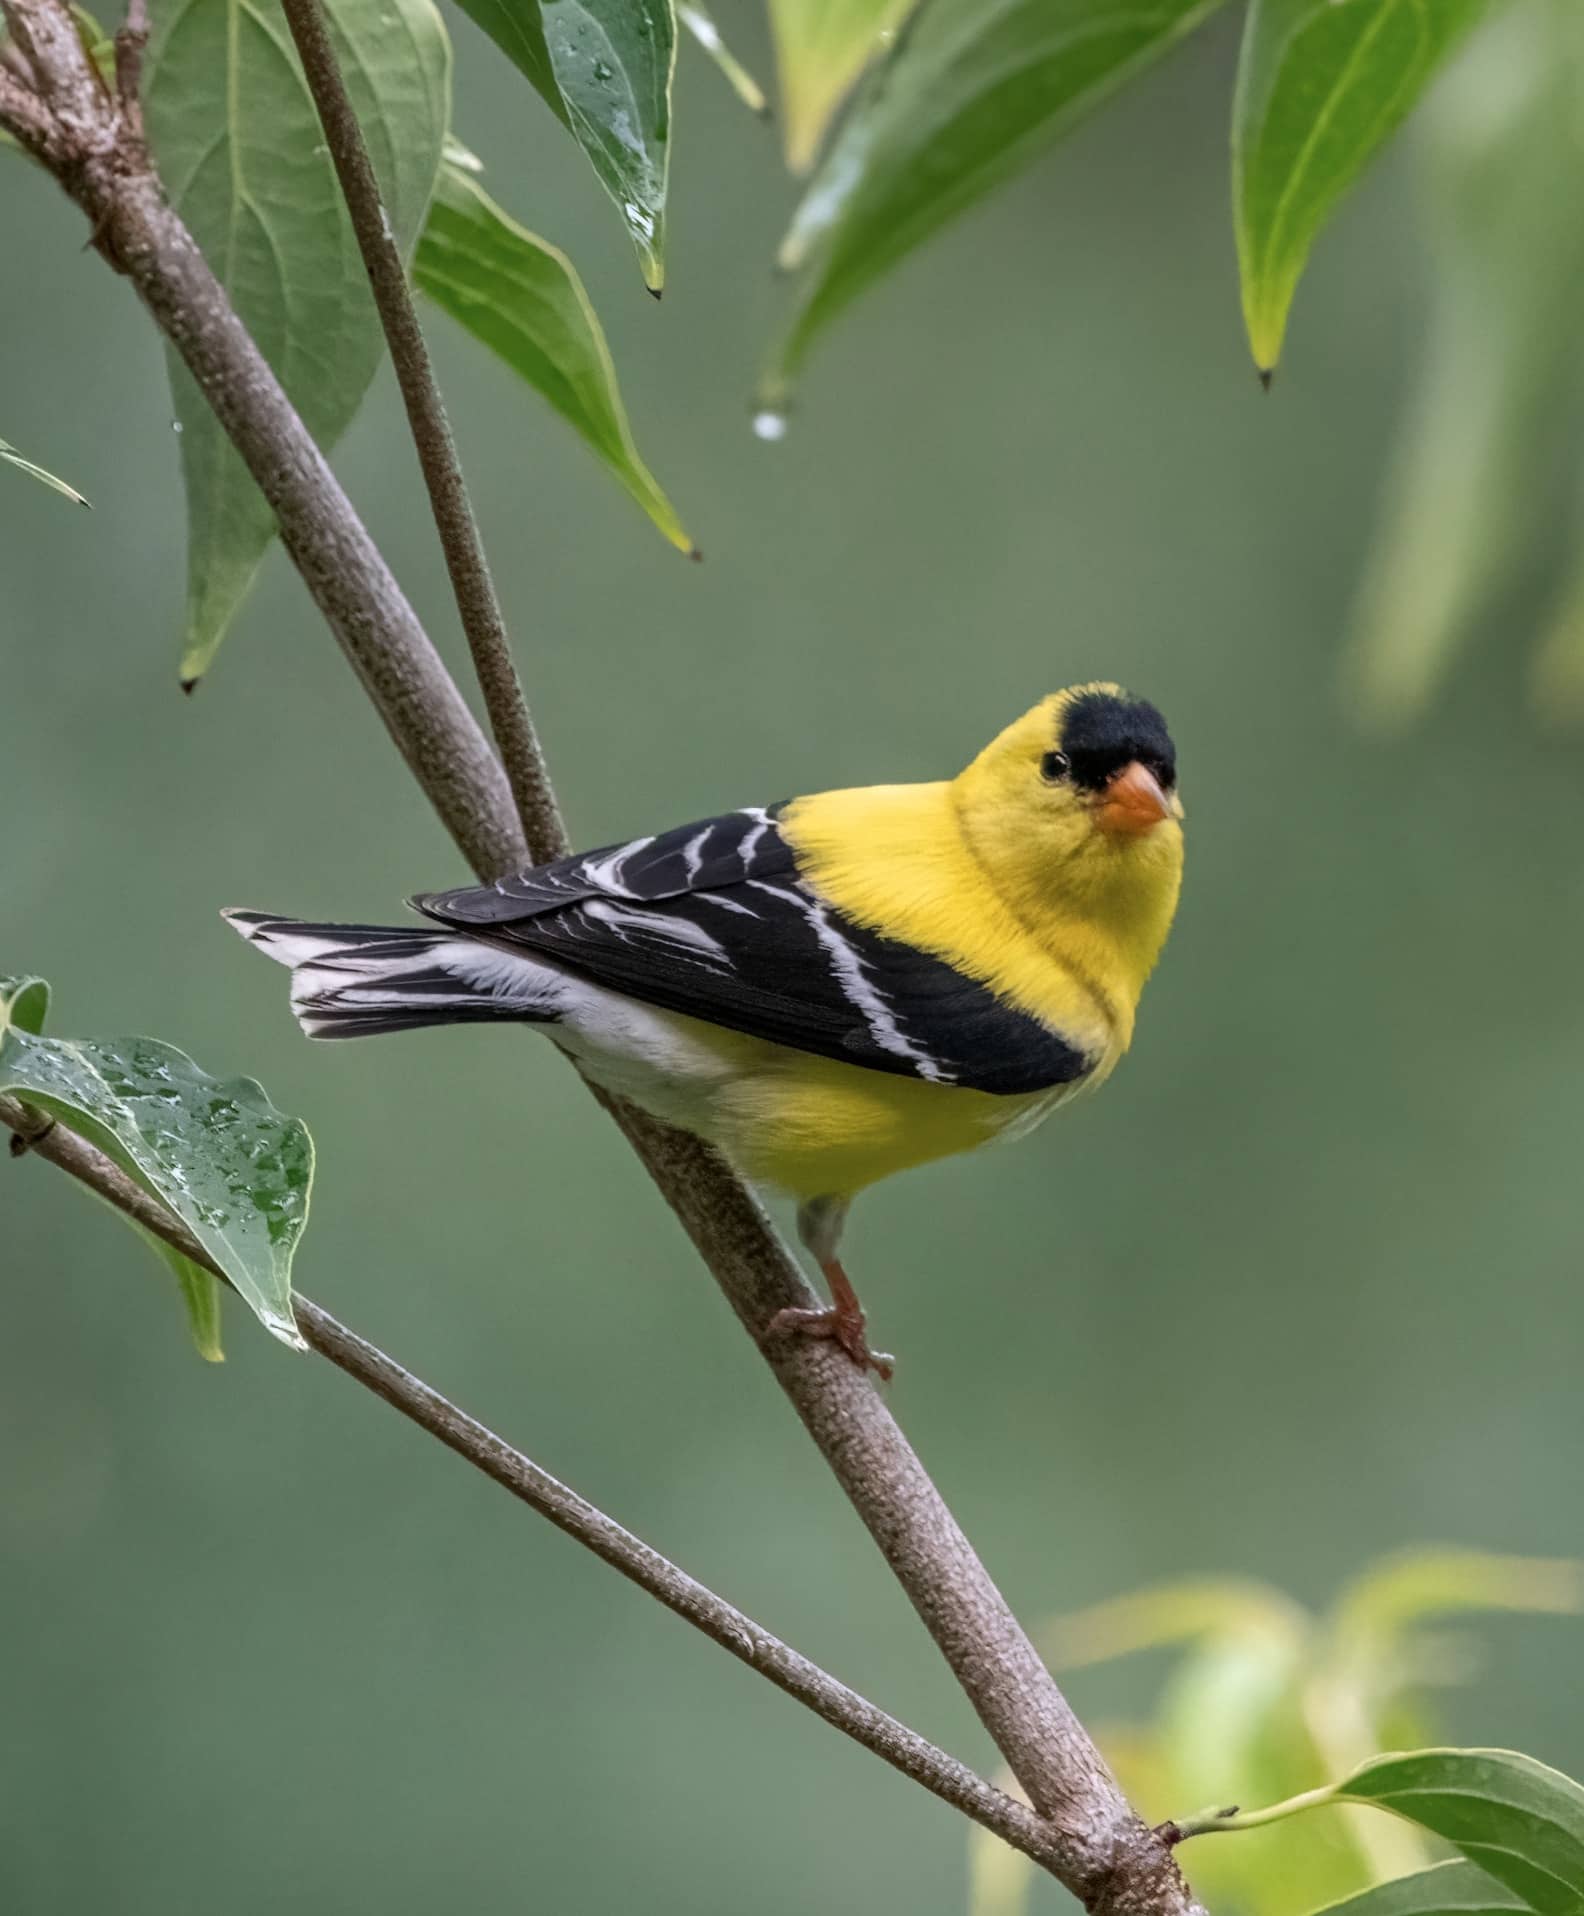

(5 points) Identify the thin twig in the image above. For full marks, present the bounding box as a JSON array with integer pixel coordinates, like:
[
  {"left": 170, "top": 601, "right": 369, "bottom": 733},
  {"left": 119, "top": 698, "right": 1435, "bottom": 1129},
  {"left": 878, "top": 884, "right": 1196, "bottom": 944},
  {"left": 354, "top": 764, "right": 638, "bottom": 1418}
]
[
  {"left": 0, "top": 1092, "right": 1067, "bottom": 1878},
  {"left": 1, "top": 7, "right": 1202, "bottom": 1908},
  {"left": 113, "top": 0, "right": 147, "bottom": 122},
  {"left": 279, "top": 0, "right": 564, "bottom": 863}
]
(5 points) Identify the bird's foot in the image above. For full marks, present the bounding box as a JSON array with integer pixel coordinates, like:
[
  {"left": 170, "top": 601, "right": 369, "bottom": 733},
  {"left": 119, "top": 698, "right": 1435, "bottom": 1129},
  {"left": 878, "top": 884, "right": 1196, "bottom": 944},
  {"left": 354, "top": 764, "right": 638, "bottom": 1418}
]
[
  {"left": 765, "top": 1258, "right": 894, "bottom": 1380},
  {"left": 765, "top": 1304, "right": 895, "bottom": 1380}
]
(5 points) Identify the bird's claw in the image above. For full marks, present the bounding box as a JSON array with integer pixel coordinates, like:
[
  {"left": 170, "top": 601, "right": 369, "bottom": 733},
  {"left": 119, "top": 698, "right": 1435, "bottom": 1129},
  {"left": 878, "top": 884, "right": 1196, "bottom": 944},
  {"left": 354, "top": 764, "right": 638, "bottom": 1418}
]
[{"left": 764, "top": 1303, "right": 895, "bottom": 1381}]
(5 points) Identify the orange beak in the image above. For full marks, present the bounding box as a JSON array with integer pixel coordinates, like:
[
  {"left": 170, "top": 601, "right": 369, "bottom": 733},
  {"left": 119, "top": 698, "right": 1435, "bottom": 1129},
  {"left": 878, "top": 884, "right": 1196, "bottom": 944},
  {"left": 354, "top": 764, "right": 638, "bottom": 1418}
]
[{"left": 1094, "top": 761, "right": 1177, "bottom": 837}]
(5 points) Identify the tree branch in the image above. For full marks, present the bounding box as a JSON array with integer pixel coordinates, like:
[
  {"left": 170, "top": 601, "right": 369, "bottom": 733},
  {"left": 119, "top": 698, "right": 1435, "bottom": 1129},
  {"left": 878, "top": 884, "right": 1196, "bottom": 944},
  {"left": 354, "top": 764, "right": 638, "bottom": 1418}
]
[
  {"left": 0, "top": 1090, "right": 1072, "bottom": 1879},
  {"left": 277, "top": 0, "right": 564, "bottom": 862},
  {"left": 0, "top": 10, "right": 1203, "bottom": 1909}
]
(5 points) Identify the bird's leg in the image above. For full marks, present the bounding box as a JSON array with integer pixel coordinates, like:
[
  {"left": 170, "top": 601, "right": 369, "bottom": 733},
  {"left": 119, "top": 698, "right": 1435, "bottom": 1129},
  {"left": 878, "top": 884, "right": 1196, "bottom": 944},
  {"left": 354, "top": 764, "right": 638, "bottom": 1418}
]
[{"left": 765, "top": 1198, "right": 895, "bottom": 1380}]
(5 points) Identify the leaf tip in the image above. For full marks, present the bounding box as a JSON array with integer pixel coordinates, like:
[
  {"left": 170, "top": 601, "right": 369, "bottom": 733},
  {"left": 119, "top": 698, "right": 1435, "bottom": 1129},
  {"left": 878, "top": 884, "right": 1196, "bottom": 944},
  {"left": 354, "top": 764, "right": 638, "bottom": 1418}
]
[
  {"left": 1257, "top": 365, "right": 1274, "bottom": 393},
  {"left": 645, "top": 283, "right": 664, "bottom": 303},
  {"left": 179, "top": 675, "right": 201, "bottom": 696},
  {"left": 687, "top": 545, "right": 704, "bottom": 564}
]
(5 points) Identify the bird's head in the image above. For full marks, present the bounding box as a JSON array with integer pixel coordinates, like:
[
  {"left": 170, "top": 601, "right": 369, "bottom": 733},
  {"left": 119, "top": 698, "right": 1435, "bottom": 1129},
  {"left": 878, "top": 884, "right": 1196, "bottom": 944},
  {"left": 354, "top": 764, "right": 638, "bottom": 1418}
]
[{"left": 952, "top": 685, "right": 1184, "bottom": 985}]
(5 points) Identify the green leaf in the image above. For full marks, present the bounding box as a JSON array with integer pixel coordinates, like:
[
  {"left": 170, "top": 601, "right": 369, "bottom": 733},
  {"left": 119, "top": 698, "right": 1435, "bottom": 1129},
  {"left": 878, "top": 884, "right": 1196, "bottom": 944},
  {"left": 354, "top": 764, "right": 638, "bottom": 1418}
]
[
  {"left": 1188, "top": 1750, "right": 1584, "bottom": 1915},
  {"left": 1533, "top": 543, "right": 1584, "bottom": 730},
  {"left": 70, "top": 4, "right": 117, "bottom": 81},
  {"left": 766, "top": 0, "right": 1224, "bottom": 405},
  {"left": 1313, "top": 1859, "right": 1535, "bottom": 1916},
  {"left": 0, "top": 975, "right": 52, "bottom": 1038},
  {"left": 1339, "top": 1751, "right": 1584, "bottom": 1913},
  {"left": 1159, "top": 1599, "right": 1403, "bottom": 1913},
  {"left": 767, "top": 0, "right": 919, "bottom": 174},
  {"left": 414, "top": 150, "right": 694, "bottom": 554},
  {"left": 1045, "top": 1578, "right": 1308, "bottom": 1668},
  {"left": 1331, "top": 1550, "right": 1583, "bottom": 1656},
  {"left": 0, "top": 436, "right": 89, "bottom": 507},
  {"left": 0, "top": 981, "right": 312, "bottom": 1348},
  {"left": 1345, "top": 2, "right": 1584, "bottom": 724},
  {"left": 134, "top": 1224, "right": 227, "bottom": 1362},
  {"left": 143, "top": 0, "right": 450, "bottom": 684},
  {"left": 677, "top": 3, "right": 767, "bottom": 115},
  {"left": 1231, "top": 0, "right": 1488, "bottom": 377},
  {"left": 449, "top": 0, "right": 674, "bottom": 290}
]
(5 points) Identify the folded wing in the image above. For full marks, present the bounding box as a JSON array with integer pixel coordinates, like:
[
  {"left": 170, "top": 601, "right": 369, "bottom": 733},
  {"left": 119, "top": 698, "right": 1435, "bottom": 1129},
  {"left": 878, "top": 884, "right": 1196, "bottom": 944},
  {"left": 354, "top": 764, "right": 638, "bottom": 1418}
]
[{"left": 414, "top": 807, "right": 1092, "bottom": 1095}]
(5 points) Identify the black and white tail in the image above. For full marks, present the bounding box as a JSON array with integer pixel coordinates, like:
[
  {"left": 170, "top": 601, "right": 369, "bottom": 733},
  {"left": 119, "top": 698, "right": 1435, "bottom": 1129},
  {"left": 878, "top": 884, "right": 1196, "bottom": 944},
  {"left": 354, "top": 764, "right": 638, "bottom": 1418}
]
[{"left": 223, "top": 911, "right": 565, "bottom": 1040}]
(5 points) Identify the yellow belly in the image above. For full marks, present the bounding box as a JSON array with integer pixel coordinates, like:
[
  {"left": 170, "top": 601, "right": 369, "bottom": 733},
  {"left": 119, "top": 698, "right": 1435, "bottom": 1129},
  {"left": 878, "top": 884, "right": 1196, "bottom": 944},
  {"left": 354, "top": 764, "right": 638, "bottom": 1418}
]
[{"left": 708, "top": 1045, "right": 1082, "bottom": 1200}]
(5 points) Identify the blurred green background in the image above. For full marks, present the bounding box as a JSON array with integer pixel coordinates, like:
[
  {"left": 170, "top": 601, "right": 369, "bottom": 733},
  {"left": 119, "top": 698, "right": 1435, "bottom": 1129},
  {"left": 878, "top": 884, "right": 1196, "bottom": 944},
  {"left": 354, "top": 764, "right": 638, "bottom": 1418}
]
[{"left": 5, "top": 12, "right": 1583, "bottom": 1914}]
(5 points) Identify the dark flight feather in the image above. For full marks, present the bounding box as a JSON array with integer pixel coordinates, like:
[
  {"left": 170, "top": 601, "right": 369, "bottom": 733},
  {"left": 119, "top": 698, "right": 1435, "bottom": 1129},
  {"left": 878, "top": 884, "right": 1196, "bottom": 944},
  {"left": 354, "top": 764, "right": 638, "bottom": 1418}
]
[{"left": 415, "top": 809, "right": 1094, "bottom": 1096}]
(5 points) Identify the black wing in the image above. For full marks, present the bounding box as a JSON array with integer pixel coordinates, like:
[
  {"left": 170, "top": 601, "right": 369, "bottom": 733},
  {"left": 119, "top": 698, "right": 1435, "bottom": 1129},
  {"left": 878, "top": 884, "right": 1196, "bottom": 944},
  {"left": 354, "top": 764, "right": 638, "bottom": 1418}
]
[{"left": 414, "top": 807, "right": 1092, "bottom": 1096}]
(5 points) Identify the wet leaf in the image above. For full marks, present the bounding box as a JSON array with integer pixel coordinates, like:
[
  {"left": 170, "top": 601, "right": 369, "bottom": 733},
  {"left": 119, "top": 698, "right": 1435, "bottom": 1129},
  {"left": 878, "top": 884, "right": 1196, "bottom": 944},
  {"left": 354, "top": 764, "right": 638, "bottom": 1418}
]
[
  {"left": 767, "top": 0, "right": 918, "bottom": 174},
  {"left": 678, "top": 2, "right": 766, "bottom": 114},
  {"left": 767, "top": 0, "right": 1223, "bottom": 405},
  {"left": 1231, "top": 0, "right": 1487, "bottom": 376},
  {"left": 414, "top": 150, "right": 693, "bottom": 553},
  {"left": 0, "top": 435, "right": 89, "bottom": 507},
  {"left": 0, "top": 975, "right": 312, "bottom": 1348},
  {"left": 1314, "top": 1859, "right": 1534, "bottom": 1916},
  {"left": 450, "top": 0, "right": 674, "bottom": 289},
  {"left": 143, "top": 0, "right": 449, "bottom": 683}
]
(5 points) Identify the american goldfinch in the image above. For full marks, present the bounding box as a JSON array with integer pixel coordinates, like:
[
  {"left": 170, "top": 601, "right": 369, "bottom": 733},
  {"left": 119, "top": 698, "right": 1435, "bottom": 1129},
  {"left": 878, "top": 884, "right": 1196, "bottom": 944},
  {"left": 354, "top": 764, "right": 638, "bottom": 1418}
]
[{"left": 227, "top": 684, "right": 1183, "bottom": 1375}]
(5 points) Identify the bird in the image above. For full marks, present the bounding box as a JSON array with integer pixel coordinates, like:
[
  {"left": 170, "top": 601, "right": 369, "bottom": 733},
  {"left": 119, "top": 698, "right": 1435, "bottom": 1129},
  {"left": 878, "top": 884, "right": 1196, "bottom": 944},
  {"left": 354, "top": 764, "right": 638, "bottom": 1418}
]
[{"left": 225, "top": 683, "right": 1184, "bottom": 1378}]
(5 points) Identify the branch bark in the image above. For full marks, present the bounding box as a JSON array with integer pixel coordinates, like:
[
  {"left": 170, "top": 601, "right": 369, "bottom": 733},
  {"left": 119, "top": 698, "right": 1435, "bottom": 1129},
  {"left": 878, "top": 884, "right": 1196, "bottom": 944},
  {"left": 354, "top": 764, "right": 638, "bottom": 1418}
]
[{"left": 0, "top": 10, "right": 1203, "bottom": 1910}]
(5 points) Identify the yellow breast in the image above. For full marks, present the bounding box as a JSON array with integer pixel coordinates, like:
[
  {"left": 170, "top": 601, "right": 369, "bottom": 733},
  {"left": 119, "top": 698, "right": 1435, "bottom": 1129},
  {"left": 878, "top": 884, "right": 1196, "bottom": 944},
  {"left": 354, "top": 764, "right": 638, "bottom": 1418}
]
[{"left": 779, "top": 781, "right": 1127, "bottom": 1058}]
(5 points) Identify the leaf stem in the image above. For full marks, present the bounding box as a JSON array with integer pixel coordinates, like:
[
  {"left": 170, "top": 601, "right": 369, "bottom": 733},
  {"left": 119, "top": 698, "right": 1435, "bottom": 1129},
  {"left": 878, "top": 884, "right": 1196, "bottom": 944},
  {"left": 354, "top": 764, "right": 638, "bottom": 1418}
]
[
  {"left": 1171, "top": 1785, "right": 1339, "bottom": 1842},
  {"left": 279, "top": 0, "right": 565, "bottom": 865},
  {"left": 112, "top": 0, "right": 147, "bottom": 121}
]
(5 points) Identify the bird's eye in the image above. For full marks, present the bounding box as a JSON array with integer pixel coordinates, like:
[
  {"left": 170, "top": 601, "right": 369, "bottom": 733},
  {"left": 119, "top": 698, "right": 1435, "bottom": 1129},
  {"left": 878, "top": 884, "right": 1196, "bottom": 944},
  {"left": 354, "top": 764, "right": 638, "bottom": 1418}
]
[{"left": 1039, "top": 751, "right": 1071, "bottom": 785}]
